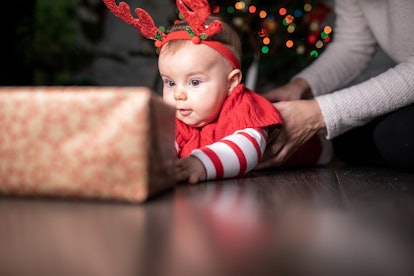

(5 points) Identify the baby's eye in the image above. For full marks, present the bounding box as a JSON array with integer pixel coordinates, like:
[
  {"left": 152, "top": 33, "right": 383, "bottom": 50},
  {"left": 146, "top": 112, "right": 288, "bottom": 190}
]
[
  {"left": 190, "top": 79, "right": 201, "bottom": 86},
  {"left": 164, "top": 80, "right": 175, "bottom": 87}
]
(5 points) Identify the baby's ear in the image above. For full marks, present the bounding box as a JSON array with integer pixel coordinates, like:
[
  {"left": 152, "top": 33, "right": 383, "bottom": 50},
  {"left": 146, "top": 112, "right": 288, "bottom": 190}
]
[{"left": 227, "top": 69, "right": 242, "bottom": 95}]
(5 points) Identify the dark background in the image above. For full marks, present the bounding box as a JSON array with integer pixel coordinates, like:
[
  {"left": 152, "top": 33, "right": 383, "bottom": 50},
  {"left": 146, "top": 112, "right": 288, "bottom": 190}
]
[{"left": 4, "top": 0, "right": 391, "bottom": 94}]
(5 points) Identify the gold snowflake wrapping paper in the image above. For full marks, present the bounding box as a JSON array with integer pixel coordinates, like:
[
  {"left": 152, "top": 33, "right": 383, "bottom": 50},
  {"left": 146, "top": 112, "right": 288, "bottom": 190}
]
[{"left": 0, "top": 87, "right": 176, "bottom": 202}]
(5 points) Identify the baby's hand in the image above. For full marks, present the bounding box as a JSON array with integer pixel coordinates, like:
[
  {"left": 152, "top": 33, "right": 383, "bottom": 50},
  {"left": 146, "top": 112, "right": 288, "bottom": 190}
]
[{"left": 175, "top": 156, "right": 207, "bottom": 184}]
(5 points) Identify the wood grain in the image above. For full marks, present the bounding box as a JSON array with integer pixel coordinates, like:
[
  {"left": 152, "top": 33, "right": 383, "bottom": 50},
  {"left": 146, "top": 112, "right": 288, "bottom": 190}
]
[{"left": 0, "top": 166, "right": 413, "bottom": 276}]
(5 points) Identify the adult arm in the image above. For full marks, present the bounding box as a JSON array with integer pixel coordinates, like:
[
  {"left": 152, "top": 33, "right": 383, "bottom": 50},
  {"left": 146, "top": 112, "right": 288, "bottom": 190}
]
[
  {"left": 259, "top": 0, "right": 414, "bottom": 168},
  {"left": 295, "top": 0, "right": 377, "bottom": 97},
  {"left": 260, "top": 52, "right": 414, "bottom": 168},
  {"left": 316, "top": 53, "right": 414, "bottom": 138},
  {"left": 295, "top": 0, "right": 414, "bottom": 138},
  {"left": 264, "top": 0, "right": 377, "bottom": 102}
]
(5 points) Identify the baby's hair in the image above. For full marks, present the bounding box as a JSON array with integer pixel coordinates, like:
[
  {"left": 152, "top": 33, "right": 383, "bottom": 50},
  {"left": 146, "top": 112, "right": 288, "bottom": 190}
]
[{"left": 164, "top": 16, "right": 242, "bottom": 66}]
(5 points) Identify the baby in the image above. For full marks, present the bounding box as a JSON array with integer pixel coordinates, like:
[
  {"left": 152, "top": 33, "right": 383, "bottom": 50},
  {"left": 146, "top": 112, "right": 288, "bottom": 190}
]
[
  {"left": 103, "top": 0, "right": 328, "bottom": 184},
  {"left": 158, "top": 16, "right": 284, "bottom": 184}
]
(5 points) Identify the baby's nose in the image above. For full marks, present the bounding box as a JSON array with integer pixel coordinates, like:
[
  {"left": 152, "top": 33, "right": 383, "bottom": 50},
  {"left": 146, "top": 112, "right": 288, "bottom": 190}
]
[{"left": 174, "top": 88, "right": 187, "bottom": 101}]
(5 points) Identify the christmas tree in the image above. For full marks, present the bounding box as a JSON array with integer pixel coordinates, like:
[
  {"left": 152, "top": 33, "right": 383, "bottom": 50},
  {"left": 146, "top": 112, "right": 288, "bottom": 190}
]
[{"left": 208, "top": 0, "right": 333, "bottom": 92}]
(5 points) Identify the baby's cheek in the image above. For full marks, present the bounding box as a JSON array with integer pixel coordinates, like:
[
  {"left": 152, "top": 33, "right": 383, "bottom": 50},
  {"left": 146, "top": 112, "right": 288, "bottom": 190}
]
[{"left": 162, "top": 96, "right": 176, "bottom": 107}]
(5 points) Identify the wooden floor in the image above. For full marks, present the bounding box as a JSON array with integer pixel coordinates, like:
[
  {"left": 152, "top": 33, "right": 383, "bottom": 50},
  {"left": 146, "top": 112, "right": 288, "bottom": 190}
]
[{"left": 1, "top": 165, "right": 414, "bottom": 276}]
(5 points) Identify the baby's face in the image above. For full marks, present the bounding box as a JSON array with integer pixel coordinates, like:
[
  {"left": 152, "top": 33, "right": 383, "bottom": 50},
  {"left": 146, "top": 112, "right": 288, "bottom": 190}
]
[{"left": 159, "top": 41, "right": 233, "bottom": 128}]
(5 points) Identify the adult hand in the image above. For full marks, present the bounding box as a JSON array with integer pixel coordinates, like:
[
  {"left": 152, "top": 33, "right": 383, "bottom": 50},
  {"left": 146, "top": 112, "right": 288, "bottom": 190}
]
[
  {"left": 175, "top": 156, "right": 207, "bottom": 184},
  {"left": 262, "top": 78, "right": 312, "bottom": 102},
  {"left": 256, "top": 99, "right": 326, "bottom": 169}
]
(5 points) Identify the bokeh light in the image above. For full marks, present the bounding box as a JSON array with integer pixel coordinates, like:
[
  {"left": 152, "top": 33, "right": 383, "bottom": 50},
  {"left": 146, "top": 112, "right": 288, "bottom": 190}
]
[
  {"left": 310, "top": 50, "right": 319, "bottom": 57},
  {"left": 261, "top": 46, "right": 269, "bottom": 54},
  {"left": 315, "top": 40, "right": 324, "bottom": 48},
  {"left": 304, "top": 3, "right": 312, "bottom": 12},
  {"left": 307, "top": 34, "right": 317, "bottom": 44},
  {"left": 294, "top": 9, "right": 303, "bottom": 17},
  {"left": 296, "top": 45, "right": 306, "bottom": 54},
  {"left": 259, "top": 10, "right": 267, "bottom": 18},
  {"left": 324, "top": 25, "right": 332, "bottom": 34},
  {"left": 235, "top": 1, "right": 245, "bottom": 10},
  {"left": 285, "top": 15, "right": 294, "bottom": 24},
  {"left": 310, "top": 21, "right": 319, "bottom": 31},
  {"left": 287, "top": 24, "right": 296, "bottom": 33}
]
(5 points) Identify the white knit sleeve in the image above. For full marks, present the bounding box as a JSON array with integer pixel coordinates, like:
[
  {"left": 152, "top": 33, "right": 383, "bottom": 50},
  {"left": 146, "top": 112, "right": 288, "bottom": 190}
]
[
  {"left": 317, "top": 52, "right": 414, "bottom": 138},
  {"left": 294, "top": 0, "right": 414, "bottom": 138},
  {"left": 294, "top": 0, "right": 377, "bottom": 96}
]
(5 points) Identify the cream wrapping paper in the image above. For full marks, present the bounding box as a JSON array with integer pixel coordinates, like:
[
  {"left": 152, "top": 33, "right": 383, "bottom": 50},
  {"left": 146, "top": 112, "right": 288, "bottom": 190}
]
[{"left": 0, "top": 87, "right": 176, "bottom": 202}]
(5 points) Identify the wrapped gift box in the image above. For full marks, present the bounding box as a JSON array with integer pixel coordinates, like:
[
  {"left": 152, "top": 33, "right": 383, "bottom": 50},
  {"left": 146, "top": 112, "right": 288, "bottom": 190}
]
[{"left": 0, "top": 87, "right": 176, "bottom": 203}]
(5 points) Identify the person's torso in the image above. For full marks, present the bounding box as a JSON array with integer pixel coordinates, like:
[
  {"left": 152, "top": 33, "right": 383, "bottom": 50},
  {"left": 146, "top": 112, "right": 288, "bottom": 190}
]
[{"left": 358, "top": 0, "right": 414, "bottom": 62}]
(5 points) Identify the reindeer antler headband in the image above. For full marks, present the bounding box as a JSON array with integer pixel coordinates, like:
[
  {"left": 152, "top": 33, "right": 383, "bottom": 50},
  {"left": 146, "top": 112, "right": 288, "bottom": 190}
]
[{"left": 102, "top": 0, "right": 240, "bottom": 69}]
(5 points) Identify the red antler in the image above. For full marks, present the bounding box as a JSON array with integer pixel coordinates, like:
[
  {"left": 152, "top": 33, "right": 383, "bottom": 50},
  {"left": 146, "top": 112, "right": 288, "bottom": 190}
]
[
  {"left": 176, "top": 0, "right": 222, "bottom": 37},
  {"left": 102, "top": 0, "right": 165, "bottom": 40}
]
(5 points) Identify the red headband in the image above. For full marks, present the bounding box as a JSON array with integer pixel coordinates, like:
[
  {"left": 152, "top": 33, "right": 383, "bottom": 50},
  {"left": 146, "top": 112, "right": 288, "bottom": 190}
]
[
  {"left": 102, "top": 0, "right": 240, "bottom": 69},
  {"left": 158, "top": 31, "right": 240, "bottom": 69}
]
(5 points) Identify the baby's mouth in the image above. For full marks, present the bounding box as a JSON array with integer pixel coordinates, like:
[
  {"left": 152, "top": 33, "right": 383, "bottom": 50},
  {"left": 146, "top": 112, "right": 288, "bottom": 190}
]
[{"left": 178, "top": 109, "right": 192, "bottom": 116}]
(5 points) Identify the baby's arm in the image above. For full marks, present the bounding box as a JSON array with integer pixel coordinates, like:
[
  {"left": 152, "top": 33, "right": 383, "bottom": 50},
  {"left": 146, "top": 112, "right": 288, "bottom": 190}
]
[{"left": 177, "top": 127, "right": 268, "bottom": 184}]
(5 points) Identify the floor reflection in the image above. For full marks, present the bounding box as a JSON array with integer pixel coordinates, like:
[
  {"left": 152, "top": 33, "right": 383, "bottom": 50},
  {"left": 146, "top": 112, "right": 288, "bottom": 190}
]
[
  {"left": 1, "top": 169, "right": 413, "bottom": 276},
  {"left": 162, "top": 177, "right": 414, "bottom": 276},
  {"left": 163, "top": 182, "right": 274, "bottom": 276}
]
